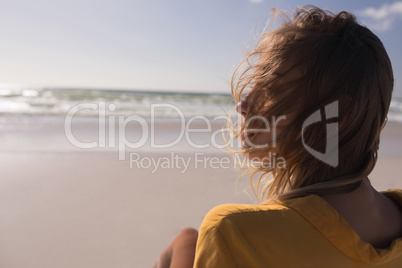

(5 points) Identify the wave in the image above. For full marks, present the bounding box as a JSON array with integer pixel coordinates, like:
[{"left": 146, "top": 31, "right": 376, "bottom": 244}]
[
  {"left": 0, "top": 86, "right": 401, "bottom": 123},
  {"left": 0, "top": 87, "right": 236, "bottom": 119}
]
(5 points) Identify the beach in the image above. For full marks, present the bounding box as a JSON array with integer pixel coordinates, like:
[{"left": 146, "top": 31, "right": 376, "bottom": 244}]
[
  {"left": 0, "top": 114, "right": 401, "bottom": 267},
  {"left": 0, "top": 151, "right": 252, "bottom": 268},
  {"left": 1, "top": 0, "right": 402, "bottom": 266}
]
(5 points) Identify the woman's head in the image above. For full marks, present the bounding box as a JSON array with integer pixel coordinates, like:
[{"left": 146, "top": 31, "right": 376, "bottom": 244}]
[{"left": 231, "top": 6, "right": 394, "bottom": 201}]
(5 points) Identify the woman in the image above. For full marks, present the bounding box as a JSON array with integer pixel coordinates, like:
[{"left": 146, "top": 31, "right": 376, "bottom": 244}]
[{"left": 154, "top": 6, "right": 402, "bottom": 268}]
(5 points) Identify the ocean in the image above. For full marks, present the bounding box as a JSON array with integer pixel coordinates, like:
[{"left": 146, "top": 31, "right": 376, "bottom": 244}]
[
  {"left": 0, "top": 86, "right": 235, "bottom": 119},
  {"left": 0, "top": 86, "right": 401, "bottom": 122},
  {"left": 0, "top": 86, "right": 401, "bottom": 156},
  {"left": 0, "top": 86, "right": 240, "bottom": 154}
]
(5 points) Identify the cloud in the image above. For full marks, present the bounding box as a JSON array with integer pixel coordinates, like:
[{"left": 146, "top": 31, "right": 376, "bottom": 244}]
[
  {"left": 249, "top": 0, "right": 264, "bottom": 3},
  {"left": 358, "top": 1, "right": 402, "bottom": 32}
]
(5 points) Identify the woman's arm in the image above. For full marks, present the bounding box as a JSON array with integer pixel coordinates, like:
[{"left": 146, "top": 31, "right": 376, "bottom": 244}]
[{"left": 153, "top": 227, "right": 198, "bottom": 268}]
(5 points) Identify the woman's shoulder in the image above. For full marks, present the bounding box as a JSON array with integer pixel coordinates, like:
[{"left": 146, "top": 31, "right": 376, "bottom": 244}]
[
  {"left": 381, "top": 188, "right": 402, "bottom": 205},
  {"left": 199, "top": 201, "right": 299, "bottom": 231}
]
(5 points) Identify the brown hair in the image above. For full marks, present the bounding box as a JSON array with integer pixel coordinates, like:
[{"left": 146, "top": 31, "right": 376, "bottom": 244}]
[{"left": 230, "top": 6, "right": 394, "bottom": 202}]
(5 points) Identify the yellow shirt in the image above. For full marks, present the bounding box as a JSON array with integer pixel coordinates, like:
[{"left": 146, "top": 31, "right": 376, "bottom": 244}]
[{"left": 194, "top": 189, "right": 402, "bottom": 267}]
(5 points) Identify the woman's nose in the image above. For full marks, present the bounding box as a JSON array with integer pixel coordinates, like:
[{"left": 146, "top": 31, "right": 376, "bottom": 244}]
[{"left": 236, "top": 98, "right": 248, "bottom": 117}]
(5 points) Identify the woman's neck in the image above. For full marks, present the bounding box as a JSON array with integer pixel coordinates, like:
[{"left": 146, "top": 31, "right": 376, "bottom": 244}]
[{"left": 320, "top": 178, "right": 402, "bottom": 248}]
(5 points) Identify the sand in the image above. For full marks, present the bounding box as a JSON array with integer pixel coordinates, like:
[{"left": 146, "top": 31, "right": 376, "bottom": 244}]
[{"left": 0, "top": 120, "right": 401, "bottom": 267}]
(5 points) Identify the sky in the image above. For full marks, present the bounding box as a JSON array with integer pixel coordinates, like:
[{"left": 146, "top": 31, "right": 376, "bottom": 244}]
[{"left": 0, "top": 0, "right": 401, "bottom": 97}]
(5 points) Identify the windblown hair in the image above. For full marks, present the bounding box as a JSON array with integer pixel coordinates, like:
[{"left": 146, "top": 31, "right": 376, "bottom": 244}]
[{"left": 230, "top": 6, "right": 394, "bottom": 202}]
